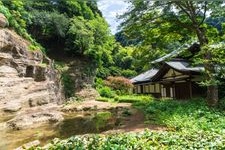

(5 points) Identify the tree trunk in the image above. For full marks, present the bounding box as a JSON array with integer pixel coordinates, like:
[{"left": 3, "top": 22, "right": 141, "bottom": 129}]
[
  {"left": 195, "top": 27, "right": 218, "bottom": 106},
  {"left": 204, "top": 54, "right": 218, "bottom": 106},
  {"left": 207, "top": 85, "right": 218, "bottom": 106}
]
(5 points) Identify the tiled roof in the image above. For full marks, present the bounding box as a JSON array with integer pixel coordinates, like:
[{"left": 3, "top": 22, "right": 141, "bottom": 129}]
[
  {"left": 131, "top": 60, "right": 204, "bottom": 84},
  {"left": 130, "top": 69, "right": 158, "bottom": 83},
  {"left": 165, "top": 61, "right": 204, "bottom": 72}
]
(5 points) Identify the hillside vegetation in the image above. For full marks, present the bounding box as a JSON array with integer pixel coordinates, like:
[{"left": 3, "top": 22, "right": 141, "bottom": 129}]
[{"left": 0, "top": 1, "right": 137, "bottom": 79}]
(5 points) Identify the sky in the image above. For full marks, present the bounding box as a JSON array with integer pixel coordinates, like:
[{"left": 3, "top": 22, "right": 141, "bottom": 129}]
[{"left": 97, "top": 0, "right": 129, "bottom": 34}]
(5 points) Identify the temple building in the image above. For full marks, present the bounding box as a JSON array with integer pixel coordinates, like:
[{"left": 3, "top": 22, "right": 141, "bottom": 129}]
[{"left": 131, "top": 43, "right": 206, "bottom": 99}]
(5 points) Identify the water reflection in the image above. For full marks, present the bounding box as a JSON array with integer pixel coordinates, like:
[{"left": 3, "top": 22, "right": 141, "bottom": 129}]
[{"left": 0, "top": 111, "right": 117, "bottom": 149}]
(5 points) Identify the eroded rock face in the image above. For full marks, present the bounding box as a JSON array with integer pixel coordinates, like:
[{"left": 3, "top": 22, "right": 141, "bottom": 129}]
[
  {"left": 7, "top": 111, "right": 63, "bottom": 130},
  {"left": 3, "top": 102, "right": 22, "bottom": 112},
  {"left": 66, "top": 58, "right": 97, "bottom": 92},
  {"left": 0, "top": 13, "right": 8, "bottom": 28},
  {"left": 75, "top": 86, "right": 100, "bottom": 101},
  {"left": 0, "top": 14, "right": 64, "bottom": 129}
]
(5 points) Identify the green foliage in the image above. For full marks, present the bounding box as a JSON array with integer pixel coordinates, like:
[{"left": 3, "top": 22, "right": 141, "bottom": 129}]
[
  {"left": 36, "top": 98, "right": 225, "bottom": 149},
  {"left": 56, "top": 1, "right": 96, "bottom": 19},
  {"left": 96, "top": 95, "right": 153, "bottom": 103},
  {"left": 96, "top": 67, "right": 111, "bottom": 79},
  {"left": 61, "top": 73, "right": 75, "bottom": 98},
  {"left": 95, "top": 76, "right": 134, "bottom": 99},
  {"left": 104, "top": 76, "right": 133, "bottom": 95},
  {"left": 0, "top": 1, "right": 44, "bottom": 52},
  {"left": 135, "top": 98, "right": 225, "bottom": 134},
  {"left": 121, "top": 69, "right": 137, "bottom": 78},
  {"left": 119, "top": 1, "right": 225, "bottom": 72},
  {"left": 98, "top": 87, "right": 115, "bottom": 98},
  {"left": 1, "top": 1, "right": 114, "bottom": 67},
  {"left": 65, "top": 14, "right": 114, "bottom": 65},
  {"left": 36, "top": 129, "right": 225, "bottom": 149},
  {"left": 96, "top": 44, "right": 137, "bottom": 78},
  {"left": 66, "top": 16, "right": 94, "bottom": 55},
  {"left": 28, "top": 10, "right": 69, "bottom": 40},
  {"left": 95, "top": 97, "right": 113, "bottom": 102},
  {"left": 116, "top": 95, "right": 153, "bottom": 103}
]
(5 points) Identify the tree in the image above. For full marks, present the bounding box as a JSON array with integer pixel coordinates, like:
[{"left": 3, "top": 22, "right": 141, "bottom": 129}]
[{"left": 120, "top": 1, "right": 225, "bottom": 106}]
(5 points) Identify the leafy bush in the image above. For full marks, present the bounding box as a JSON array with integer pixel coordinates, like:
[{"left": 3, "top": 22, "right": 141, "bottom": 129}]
[
  {"left": 104, "top": 76, "right": 133, "bottom": 95},
  {"left": 61, "top": 73, "right": 75, "bottom": 98},
  {"left": 121, "top": 69, "right": 137, "bottom": 78},
  {"left": 36, "top": 129, "right": 225, "bottom": 150},
  {"left": 28, "top": 10, "right": 69, "bottom": 40},
  {"left": 108, "top": 66, "right": 122, "bottom": 76},
  {"left": 98, "top": 87, "right": 115, "bottom": 98},
  {"left": 94, "top": 78, "right": 104, "bottom": 89}
]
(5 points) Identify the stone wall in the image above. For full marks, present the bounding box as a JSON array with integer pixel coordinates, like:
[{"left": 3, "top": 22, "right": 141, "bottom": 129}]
[{"left": 0, "top": 14, "right": 64, "bottom": 129}]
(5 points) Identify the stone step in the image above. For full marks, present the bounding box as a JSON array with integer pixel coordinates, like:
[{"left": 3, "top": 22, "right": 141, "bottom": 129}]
[
  {"left": 0, "top": 53, "right": 13, "bottom": 59},
  {"left": 25, "top": 82, "right": 48, "bottom": 94},
  {"left": 0, "top": 77, "right": 34, "bottom": 87},
  {"left": 22, "top": 91, "right": 51, "bottom": 107},
  {"left": 0, "top": 65, "right": 18, "bottom": 77}
]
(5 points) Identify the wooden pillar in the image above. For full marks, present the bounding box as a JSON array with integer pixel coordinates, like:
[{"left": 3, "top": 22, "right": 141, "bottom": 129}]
[
  {"left": 141, "top": 85, "right": 143, "bottom": 94},
  {"left": 189, "top": 77, "right": 193, "bottom": 99},
  {"left": 173, "top": 82, "right": 176, "bottom": 99}
]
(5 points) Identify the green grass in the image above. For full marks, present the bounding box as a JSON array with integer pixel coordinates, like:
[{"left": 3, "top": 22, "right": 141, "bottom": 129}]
[
  {"left": 134, "top": 98, "right": 225, "bottom": 134},
  {"left": 95, "top": 97, "right": 114, "bottom": 102},
  {"left": 96, "top": 95, "right": 153, "bottom": 103},
  {"left": 33, "top": 98, "right": 225, "bottom": 149}
]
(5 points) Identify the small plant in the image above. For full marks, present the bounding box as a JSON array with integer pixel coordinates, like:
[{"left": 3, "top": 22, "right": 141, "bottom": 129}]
[
  {"left": 98, "top": 86, "right": 115, "bottom": 98},
  {"left": 104, "top": 76, "right": 133, "bottom": 95},
  {"left": 114, "top": 96, "right": 119, "bottom": 102},
  {"left": 61, "top": 73, "right": 75, "bottom": 98}
]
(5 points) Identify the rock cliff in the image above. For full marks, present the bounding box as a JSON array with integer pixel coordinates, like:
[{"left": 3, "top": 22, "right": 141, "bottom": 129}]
[{"left": 0, "top": 14, "right": 64, "bottom": 129}]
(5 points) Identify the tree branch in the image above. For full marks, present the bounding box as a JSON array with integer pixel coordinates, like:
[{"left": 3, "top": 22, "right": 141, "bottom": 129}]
[
  {"left": 171, "top": 15, "right": 194, "bottom": 31},
  {"left": 174, "top": 2, "right": 192, "bottom": 20},
  {"left": 199, "top": 1, "right": 208, "bottom": 26}
]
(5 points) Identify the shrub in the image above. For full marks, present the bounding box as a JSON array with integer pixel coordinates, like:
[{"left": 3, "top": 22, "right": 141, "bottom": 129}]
[
  {"left": 37, "top": 129, "right": 225, "bottom": 149},
  {"left": 121, "top": 69, "right": 137, "bottom": 78},
  {"left": 94, "top": 77, "right": 104, "bottom": 89},
  {"left": 61, "top": 73, "right": 75, "bottom": 98},
  {"left": 98, "top": 87, "right": 115, "bottom": 98},
  {"left": 104, "top": 76, "right": 133, "bottom": 95}
]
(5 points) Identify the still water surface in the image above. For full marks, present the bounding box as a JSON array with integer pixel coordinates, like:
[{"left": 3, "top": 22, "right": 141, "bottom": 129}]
[{"left": 0, "top": 112, "right": 115, "bottom": 150}]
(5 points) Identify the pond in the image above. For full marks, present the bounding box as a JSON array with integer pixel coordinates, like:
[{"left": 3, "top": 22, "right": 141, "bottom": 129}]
[{"left": 0, "top": 111, "right": 120, "bottom": 150}]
